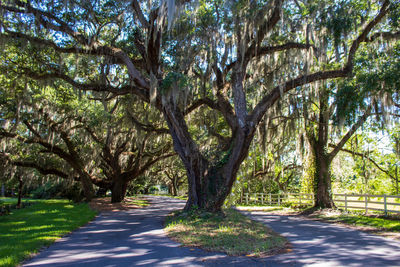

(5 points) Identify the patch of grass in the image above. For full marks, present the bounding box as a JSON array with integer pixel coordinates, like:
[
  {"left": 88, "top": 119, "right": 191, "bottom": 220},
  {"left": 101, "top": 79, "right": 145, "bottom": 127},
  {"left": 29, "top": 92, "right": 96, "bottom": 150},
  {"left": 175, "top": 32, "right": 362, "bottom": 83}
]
[
  {"left": 149, "top": 194, "right": 187, "bottom": 200},
  {"left": 165, "top": 209, "right": 288, "bottom": 257},
  {"left": 0, "top": 199, "right": 97, "bottom": 267},
  {"left": 315, "top": 213, "right": 400, "bottom": 232},
  {"left": 236, "top": 205, "right": 300, "bottom": 214},
  {"left": 124, "top": 197, "right": 149, "bottom": 207},
  {"left": 170, "top": 195, "right": 187, "bottom": 200},
  {"left": 0, "top": 197, "right": 18, "bottom": 204}
]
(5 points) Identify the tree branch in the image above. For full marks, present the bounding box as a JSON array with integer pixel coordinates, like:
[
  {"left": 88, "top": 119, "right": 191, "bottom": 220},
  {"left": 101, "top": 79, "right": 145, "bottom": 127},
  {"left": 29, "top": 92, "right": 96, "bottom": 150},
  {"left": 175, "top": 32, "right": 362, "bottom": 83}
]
[
  {"left": 249, "top": 0, "right": 390, "bottom": 128},
  {"left": 329, "top": 144, "right": 396, "bottom": 181},
  {"left": 131, "top": 0, "right": 150, "bottom": 28},
  {"left": 329, "top": 106, "right": 371, "bottom": 160}
]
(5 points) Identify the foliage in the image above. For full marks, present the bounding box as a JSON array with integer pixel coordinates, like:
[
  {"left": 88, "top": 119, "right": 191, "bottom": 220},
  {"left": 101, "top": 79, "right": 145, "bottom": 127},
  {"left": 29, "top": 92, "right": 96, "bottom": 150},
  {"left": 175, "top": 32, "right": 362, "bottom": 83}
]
[
  {"left": 0, "top": 0, "right": 399, "bottom": 210},
  {"left": 31, "top": 181, "right": 84, "bottom": 202}
]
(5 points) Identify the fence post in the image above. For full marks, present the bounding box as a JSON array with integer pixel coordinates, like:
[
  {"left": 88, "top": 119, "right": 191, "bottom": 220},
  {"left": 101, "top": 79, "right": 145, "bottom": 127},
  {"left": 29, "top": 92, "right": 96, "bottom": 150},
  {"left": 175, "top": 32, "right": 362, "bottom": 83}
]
[
  {"left": 345, "top": 194, "right": 347, "bottom": 212},
  {"left": 365, "top": 194, "right": 368, "bottom": 214},
  {"left": 246, "top": 193, "right": 249, "bottom": 205},
  {"left": 278, "top": 194, "right": 281, "bottom": 206},
  {"left": 384, "top": 194, "right": 387, "bottom": 216},
  {"left": 269, "top": 193, "right": 271, "bottom": 205},
  {"left": 261, "top": 193, "right": 264, "bottom": 205}
]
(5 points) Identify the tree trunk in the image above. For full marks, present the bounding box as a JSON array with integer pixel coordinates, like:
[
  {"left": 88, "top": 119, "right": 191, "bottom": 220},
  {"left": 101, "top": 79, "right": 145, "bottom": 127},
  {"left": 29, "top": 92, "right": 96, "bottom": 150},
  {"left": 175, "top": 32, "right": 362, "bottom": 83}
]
[
  {"left": 17, "top": 176, "right": 23, "bottom": 208},
  {"left": 313, "top": 145, "right": 335, "bottom": 208},
  {"left": 171, "top": 127, "right": 250, "bottom": 212},
  {"left": 396, "top": 165, "right": 399, "bottom": 195},
  {"left": 162, "top": 92, "right": 253, "bottom": 212},
  {"left": 111, "top": 177, "right": 128, "bottom": 203},
  {"left": 1, "top": 184, "right": 4, "bottom": 197},
  {"left": 171, "top": 181, "right": 178, "bottom": 196},
  {"left": 79, "top": 174, "right": 95, "bottom": 201}
]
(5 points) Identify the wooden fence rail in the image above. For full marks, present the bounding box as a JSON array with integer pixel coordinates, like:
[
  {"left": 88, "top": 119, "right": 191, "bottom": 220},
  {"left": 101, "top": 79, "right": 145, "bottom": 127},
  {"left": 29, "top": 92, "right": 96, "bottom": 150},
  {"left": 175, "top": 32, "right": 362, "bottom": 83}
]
[{"left": 240, "top": 192, "right": 400, "bottom": 215}]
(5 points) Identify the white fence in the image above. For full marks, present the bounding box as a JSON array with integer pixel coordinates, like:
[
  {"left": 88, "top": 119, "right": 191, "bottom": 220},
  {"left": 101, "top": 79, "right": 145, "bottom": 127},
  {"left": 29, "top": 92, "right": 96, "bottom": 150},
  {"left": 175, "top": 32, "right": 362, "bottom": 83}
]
[{"left": 240, "top": 192, "right": 400, "bottom": 215}]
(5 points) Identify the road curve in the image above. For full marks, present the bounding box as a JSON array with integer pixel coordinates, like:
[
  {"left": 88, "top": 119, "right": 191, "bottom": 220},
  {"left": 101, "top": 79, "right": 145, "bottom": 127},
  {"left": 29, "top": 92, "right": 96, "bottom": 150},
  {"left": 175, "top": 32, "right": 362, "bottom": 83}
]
[
  {"left": 23, "top": 196, "right": 400, "bottom": 266},
  {"left": 23, "top": 196, "right": 268, "bottom": 266},
  {"left": 242, "top": 210, "right": 400, "bottom": 266}
]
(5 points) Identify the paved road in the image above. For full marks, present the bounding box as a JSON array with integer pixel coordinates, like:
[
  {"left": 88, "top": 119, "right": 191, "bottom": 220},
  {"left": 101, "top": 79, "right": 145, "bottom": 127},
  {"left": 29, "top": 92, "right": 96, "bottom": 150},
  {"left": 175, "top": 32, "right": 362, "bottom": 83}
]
[
  {"left": 23, "top": 196, "right": 265, "bottom": 267},
  {"left": 242, "top": 211, "right": 400, "bottom": 266},
  {"left": 23, "top": 196, "right": 400, "bottom": 266}
]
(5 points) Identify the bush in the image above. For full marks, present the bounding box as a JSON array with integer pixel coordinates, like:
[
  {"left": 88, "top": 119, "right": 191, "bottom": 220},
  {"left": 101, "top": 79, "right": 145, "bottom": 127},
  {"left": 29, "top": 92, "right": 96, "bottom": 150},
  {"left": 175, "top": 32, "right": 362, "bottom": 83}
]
[{"left": 31, "top": 181, "right": 84, "bottom": 202}]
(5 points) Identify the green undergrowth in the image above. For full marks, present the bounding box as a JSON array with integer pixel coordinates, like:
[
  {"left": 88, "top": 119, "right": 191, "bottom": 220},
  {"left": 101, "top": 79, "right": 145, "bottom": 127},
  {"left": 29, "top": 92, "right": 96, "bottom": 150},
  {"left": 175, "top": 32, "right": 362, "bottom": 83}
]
[
  {"left": 314, "top": 213, "right": 400, "bottom": 232},
  {"left": 165, "top": 208, "right": 288, "bottom": 257},
  {"left": 0, "top": 199, "right": 97, "bottom": 267}
]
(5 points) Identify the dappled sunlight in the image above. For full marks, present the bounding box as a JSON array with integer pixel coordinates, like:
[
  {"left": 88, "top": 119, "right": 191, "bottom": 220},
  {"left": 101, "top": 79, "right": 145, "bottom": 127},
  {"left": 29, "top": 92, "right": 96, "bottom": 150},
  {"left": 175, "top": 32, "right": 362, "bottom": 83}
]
[
  {"left": 0, "top": 200, "right": 96, "bottom": 266},
  {"left": 17, "top": 196, "right": 400, "bottom": 267},
  {"left": 82, "top": 228, "right": 129, "bottom": 234},
  {"left": 23, "top": 196, "right": 270, "bottom": 267},
  {"left": 244, "top": 211, "right": 400, "bottom": 266}
]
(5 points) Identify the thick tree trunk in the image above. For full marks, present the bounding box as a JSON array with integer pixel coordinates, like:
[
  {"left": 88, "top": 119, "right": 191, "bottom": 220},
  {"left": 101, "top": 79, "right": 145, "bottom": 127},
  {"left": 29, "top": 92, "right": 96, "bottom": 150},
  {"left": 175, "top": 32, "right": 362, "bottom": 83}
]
[
  {"left": 17, "top": 176, "right": 23, "bottom": 208},
  {"left": 79, "top": 174, "right": 95, "bottom": 201},
  {"left": 162, "top": 92, "right": 253, "bottom": 213},
  {"left": 184, "top": 164, "right": 234, "bottom": 212},
  {"left": 111, "top": 178, "right": 128, "bottom": 203},
  {"left": 313, "top": 145, "right": 335, "bottom": 208},
  {"left": 171, "top": 126, "right": 250, "bottom": 212},
  {"left": 171, "top": 181, "right": 178, "bottom": 196}
]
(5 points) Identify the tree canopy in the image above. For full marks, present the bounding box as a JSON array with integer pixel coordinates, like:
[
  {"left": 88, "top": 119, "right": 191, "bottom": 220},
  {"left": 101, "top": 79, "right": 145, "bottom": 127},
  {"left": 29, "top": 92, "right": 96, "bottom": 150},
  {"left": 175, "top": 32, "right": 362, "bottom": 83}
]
[{"left": 0, "top": 0, "right": 399, "bottom": 211}]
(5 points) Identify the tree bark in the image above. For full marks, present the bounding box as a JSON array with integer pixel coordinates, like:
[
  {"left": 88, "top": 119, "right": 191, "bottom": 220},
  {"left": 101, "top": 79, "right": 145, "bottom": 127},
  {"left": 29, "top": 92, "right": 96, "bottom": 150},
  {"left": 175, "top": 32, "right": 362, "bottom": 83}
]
[
  {"left": 76, "top": 171, "right": 95, "bottom": 201},
  {"left": 111, "top": 177, "right": 128, "bottom": 203},
  {"left": 17, "top": 175, "right": 23, "bottom": 208},
  {"left": 313, "top": 145, "right": 335, "bottom": 208},
  {"left": 171, "top": 181, "right": 177, "bottom": 196},
  {"left": 163, "top": 101, "right": 252, "bottom": 212}
]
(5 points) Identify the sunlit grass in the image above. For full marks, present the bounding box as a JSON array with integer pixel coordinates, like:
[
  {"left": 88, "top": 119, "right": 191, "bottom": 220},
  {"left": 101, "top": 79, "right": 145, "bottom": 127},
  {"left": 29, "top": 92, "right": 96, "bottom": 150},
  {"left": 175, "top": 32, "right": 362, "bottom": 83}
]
[
  {"left": 0, "top": 199, "right": 97, "bottom": 267},
  {"left": 149, "top": 194, "right": 187, "bottom": 200},
  {"left": 165, "top": 209, "right": 288, "bottom": 257},
  {"left": 315, "top": 213, "right": 400, "bottom": 232},
  {"left": 236, "top": 205, "right": 298, "bottom": 213},
  {"left": 124, "top": 197, "right": 149, "bottom": 207}
]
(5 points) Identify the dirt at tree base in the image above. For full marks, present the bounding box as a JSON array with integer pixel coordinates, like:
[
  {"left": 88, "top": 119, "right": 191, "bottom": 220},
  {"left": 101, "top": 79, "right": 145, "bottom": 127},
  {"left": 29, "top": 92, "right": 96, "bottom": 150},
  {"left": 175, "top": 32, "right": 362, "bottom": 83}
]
[{"left": 89, "top": 197, "right": 148, "bottom": 212}]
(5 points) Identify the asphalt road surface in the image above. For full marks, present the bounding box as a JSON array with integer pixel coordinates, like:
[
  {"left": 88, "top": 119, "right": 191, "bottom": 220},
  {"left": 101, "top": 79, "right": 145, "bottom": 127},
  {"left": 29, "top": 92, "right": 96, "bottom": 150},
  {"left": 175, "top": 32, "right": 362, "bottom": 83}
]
[{"left": 23, "top": 196, "right": 400, "bottom": 266}]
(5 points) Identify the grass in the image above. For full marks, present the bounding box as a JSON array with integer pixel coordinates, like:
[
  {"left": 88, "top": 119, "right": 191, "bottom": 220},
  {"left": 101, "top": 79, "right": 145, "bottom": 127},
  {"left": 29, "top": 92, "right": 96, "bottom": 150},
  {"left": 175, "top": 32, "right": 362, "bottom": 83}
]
[
  {"left": 313, "top": 212, "right": 400, "bottom": 232},
  {"left": 238, "top": 204, "right": 400, "bottom": 233},
  {"left": 0, "top": 199, "right": 97, "bottom": 267},
  {"left": 148, "top": 194, "right": 187, "bottom": 200},
  {"left": 236, "top": 205, "right": 296, "bottom": 212},
  {"left": 165, "top": 208, "right": 288, "bottom": 257},
  {"left": 124, "top": 197, "right": 149, "bottom": 207},
  {"left": 0, "top": 197, "right": 18, "bottom": 203}
]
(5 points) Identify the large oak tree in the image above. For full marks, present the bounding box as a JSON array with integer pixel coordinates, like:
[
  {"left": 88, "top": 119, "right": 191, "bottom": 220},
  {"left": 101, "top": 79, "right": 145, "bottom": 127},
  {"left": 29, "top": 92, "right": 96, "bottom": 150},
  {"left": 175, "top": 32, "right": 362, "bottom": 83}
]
[{"left": 1, "top": 0, "right": 398, "bottom": 211}]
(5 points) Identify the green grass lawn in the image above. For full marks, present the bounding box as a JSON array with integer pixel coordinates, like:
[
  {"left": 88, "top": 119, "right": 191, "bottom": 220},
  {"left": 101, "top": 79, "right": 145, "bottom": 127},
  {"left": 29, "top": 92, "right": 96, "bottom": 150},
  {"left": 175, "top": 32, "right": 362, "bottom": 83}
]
[
  {"left": 314, "top": 213, "right": 400, "bottom": 232},
  {"left": 165, "top": 209, "right": 288, "bottom": 257},
  {"left": 0, "top": 199, "right": 97, "bottom": 267},
  {"left": 236, "top": 205, "right": 295, "bottom": 212},
  {"left": 0, "top": 197, "right": 18, "bottom": 203},
  {"left": 237, "top": 204, "right": 400, "bottom": 232}
]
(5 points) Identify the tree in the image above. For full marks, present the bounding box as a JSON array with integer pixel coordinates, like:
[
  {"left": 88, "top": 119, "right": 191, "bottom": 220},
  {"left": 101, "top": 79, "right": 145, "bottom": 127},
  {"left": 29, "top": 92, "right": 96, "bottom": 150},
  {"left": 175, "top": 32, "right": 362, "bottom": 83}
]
[
  {"left": 0, "top": 76, "right": 173, "bottom": 202},
  {"left": 0, "top": 0, "right": 398, "bottom": 211}
]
